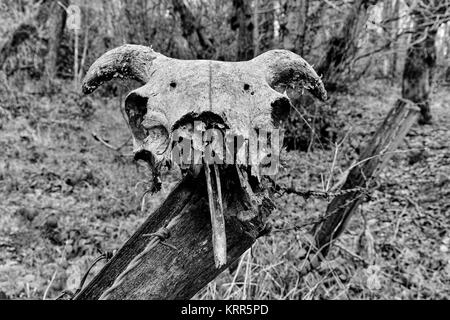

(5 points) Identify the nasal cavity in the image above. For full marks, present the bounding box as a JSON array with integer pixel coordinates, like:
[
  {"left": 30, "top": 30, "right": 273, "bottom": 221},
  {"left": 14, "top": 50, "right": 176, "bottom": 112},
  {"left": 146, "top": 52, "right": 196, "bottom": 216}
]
[{"left": 125, "top": 92, "right": 149, "bottom": 140}]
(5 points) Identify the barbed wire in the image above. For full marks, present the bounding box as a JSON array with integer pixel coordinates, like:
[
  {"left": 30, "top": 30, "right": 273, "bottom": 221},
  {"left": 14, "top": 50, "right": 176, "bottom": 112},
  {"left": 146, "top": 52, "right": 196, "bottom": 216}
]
[
  {"left": 275, "top": 183, "right": 372, "bottom": 201},
  {"left": 98, "top": 225, "right": 179, "bottom": 300},
  {"left": 55, "top": 219, "right": 180, "bottom": 300},
  {"left": 271, "top": 187, "right": 371, "bottom": 234},
  {"left": 54, "top": 184, "right": 372, "bottom": 300}
]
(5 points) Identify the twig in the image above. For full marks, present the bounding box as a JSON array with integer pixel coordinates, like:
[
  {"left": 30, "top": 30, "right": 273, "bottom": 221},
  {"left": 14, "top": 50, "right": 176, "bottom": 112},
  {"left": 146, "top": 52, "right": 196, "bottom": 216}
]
[
  {"left": 91, "top": 132, "right": 132, "bottom": 153},
  {"left": 271, "top": 218, "right": 325, "bottom": 234},
  {"left": 43, "top": 270, "right": 57, "bottom": 300}
]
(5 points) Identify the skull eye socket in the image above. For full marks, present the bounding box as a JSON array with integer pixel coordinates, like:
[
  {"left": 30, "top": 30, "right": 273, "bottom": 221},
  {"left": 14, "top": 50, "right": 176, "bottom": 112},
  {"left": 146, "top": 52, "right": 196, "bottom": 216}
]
[
  {"left": 125, "top": 92, "right": 148, "bottom": 141},
  {"left": 271, "top": 97, "right": 292, "bottom": 126}
]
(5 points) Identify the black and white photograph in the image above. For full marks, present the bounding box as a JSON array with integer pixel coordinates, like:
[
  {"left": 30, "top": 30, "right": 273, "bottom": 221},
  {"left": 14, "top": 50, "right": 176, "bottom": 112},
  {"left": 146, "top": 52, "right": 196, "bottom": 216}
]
[{"left": 0, "top": 0, "right": 449, "bottom": 305}]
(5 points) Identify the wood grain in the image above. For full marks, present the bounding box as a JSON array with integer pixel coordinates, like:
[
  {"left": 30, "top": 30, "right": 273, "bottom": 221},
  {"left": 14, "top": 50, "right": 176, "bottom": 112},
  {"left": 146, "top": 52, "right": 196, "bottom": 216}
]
[{"left": 75, "top": 167, "right": 273, "bottom": 300}]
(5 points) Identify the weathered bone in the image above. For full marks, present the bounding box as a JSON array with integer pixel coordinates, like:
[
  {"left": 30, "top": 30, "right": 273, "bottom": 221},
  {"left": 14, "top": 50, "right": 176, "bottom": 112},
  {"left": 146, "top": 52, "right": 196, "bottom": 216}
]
[
  {"left": 82, "top": 45, "right": 327, "bottom": 173},
  {"left": 205, "top": 164, "right": 227, "bottom": 268},
  {"left": 82, "top": 45, "right": 166, "bottom": 94}
]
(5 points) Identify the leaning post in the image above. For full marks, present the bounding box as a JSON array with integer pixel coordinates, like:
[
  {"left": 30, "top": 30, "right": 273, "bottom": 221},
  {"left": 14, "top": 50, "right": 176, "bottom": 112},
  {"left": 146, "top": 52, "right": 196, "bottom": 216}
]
[{"left": 302, "top": 99, "right": 420, "bottom": 272}]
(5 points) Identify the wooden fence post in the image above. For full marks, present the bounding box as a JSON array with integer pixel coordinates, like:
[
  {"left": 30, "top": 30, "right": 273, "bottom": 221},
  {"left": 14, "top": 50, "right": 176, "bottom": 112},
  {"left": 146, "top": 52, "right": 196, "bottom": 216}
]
[
  {"left": 305, "top": 99, "right": 420, "bottom": 269},
  {"left": 74, "top": 167, "right": 274, "bottom": 300}
]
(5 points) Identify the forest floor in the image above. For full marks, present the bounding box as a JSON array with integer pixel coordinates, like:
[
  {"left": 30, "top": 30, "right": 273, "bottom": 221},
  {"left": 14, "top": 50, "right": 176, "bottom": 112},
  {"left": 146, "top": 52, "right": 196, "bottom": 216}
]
[{"left": 0, "top": 79, "right": 448, "bottom": 300}]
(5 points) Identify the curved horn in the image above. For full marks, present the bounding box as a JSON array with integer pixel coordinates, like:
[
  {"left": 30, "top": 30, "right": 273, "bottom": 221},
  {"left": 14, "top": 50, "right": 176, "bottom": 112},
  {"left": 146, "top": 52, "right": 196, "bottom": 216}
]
[
  {"left": 253, "top": 49, "right": 328, "bottom": 102},
  {"left": 82, "top": 44, "right": 164, "bottom": 95}
]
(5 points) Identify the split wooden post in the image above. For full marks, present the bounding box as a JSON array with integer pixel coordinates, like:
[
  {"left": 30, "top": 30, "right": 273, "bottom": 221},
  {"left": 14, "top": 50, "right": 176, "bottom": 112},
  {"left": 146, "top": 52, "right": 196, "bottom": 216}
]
[
  {"left": 308, "top": 99, "right": 420, "bottom": 265},
  {"left": 74, "top": 167, "right": 273, "bottom": 300}
]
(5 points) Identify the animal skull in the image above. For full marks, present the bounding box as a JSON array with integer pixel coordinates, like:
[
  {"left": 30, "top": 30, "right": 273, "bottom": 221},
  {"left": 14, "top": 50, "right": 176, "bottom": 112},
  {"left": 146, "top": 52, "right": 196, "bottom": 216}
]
[
  {"left": 82, "top": 44, "right": 327, "bottom": 268},
  {"left": 82, "top": 45, "right": 327, "bottom": 175}
]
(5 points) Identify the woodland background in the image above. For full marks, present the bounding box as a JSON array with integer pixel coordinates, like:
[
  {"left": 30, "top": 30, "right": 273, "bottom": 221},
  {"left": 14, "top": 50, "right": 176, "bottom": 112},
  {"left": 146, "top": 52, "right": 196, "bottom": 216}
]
[{"left": 0, "top": 0, "right": 449, "bottom": 300}]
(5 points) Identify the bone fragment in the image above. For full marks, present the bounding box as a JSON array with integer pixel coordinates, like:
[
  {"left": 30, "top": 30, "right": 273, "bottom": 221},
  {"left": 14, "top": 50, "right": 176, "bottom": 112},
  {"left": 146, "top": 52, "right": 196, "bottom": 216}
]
[{"left": 205, "top": 164, "right": 227, "bottom": 268}]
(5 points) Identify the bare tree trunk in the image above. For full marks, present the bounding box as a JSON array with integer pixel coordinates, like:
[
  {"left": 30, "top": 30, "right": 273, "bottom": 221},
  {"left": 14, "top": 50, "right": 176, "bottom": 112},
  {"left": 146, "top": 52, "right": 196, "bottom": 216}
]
[
  {"left": 382, "top": 0, "right": 401, "bottom": 80},
  {"left": 283, "top": 0, "right": 378, "bottom": 151},
  {"left": 317, "top": 0, "right": 380, "bottom": 91},
  {"left": 391, "top": 0, "right": 401, "bottom": 79},
  {"left": 253, "top": 0, "right": 260, "bottom": 56},
  {"left": 402, "top": 33, "right": 437, "bottom": 124},
  {"left": 45, "top": 0, "right": 69, "bottom": 79},
  {"left": 0, "top": 24, "right": 37, "bottom": 69},
  {"left": 259, "top": 0, "right": 275, "bottom": 52},
  {"left": 281, "top": 0, "right": 309, "bottom": 56},
  {"left": 0, "top": 0, "right": 52, "bottom": 71},
  {"left": 35, "top": 0, "right": 52, "bottom": 25},
  {"left": 172, "top": 0, "right": 213, "bottom": 58},
  {"left": 401, "top": 0, "right": 447, "bottom": 124},
  {"left": 231, "top": 0, "right": 254, "bottom": 61},
  {"left": 382, "top": 0, "right": 393, "bottom": 77},
  {"left": 446, "top": 23, "right": 450, "bottom": 83},
  {"left": 121, "top": 0, "right": 150, "bottom": 45}
]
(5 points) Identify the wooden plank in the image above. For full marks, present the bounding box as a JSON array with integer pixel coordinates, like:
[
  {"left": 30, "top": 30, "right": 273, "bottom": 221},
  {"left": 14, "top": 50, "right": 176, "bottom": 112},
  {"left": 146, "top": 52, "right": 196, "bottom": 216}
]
[{"left": 74, "top": 167, "right": 273, "bottom": 300}]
